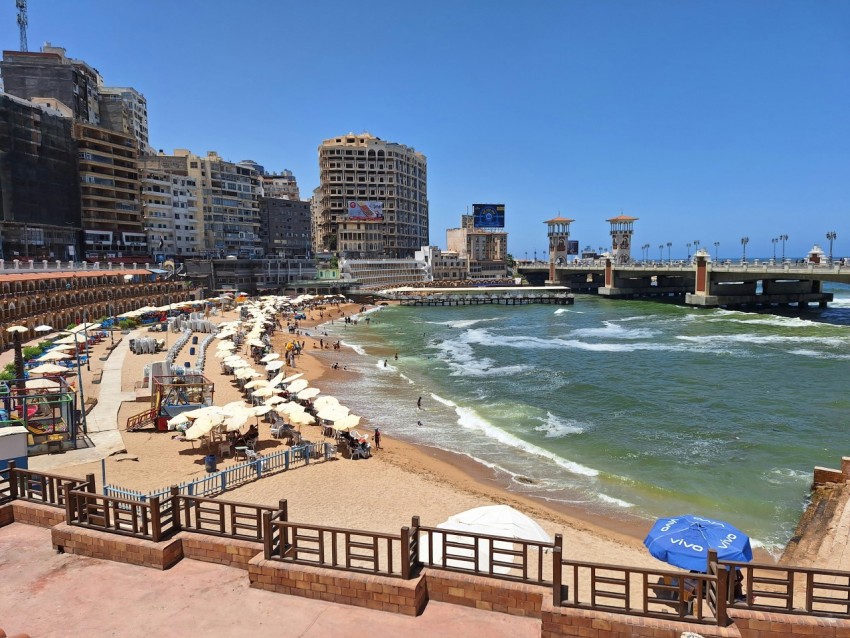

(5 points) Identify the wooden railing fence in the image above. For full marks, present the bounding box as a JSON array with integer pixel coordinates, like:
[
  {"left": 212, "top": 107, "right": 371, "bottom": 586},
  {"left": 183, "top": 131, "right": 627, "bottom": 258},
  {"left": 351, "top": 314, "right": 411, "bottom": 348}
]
[{"left": 4, "top": 466, "right": 850, "bottom": 627}]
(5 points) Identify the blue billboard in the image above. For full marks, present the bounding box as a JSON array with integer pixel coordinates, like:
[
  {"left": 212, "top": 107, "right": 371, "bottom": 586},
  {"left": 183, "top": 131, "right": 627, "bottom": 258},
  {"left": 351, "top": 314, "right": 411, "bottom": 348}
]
[{"left": 473, "top": 204, "right": 505, "bottom": 228}]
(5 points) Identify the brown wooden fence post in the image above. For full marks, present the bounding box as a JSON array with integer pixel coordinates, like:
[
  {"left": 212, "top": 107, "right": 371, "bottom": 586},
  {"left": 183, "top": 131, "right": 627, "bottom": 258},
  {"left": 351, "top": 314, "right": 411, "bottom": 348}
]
[
  {"left": 63, "top": 483, "right": 74, "bottom": 525},
  {"left": 401, "top": 525, "right": 411, "bottom": 579},
  {"left": 150, "top": 496, "right": 161, "bottom": 542},
  {"left": 170, "top": 486, "right": 181, "bottom": 532},
  {"left": 709, "top": 549, "right": 728, "bottom": 626},
  {"left": 262, "top": 510, "right": 273, "bottom": 559},
  {"left": 553, "top": 534, "right": 564, "bottom": 606},
  {"left": 7, "top": 460, "right": 17, "bottom": 499},
  {"left": 279, "top": 499, "right": 288, "bottom": 521},
  {"left": 85, "top": 473, "right": 96, "bottom": 493}
]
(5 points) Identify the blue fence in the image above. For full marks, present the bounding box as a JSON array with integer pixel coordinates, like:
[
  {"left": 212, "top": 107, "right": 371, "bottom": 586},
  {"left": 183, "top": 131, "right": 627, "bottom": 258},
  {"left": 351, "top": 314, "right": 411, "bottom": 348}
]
[{"left": 104, "top": 442, "right": 335, "bottom": 502}]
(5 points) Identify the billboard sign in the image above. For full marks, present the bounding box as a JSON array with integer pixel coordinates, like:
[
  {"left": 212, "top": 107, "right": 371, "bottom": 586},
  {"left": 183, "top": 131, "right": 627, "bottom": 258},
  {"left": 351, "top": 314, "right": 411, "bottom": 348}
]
[
  {"left": 347, "top": 200, "right": 384, "bottom": 221},
  {"left": 568, "top": 240, "right": 579, "bottom": 255},
  {"left": 473, "top": 204, "right": 505, "bottom": 228}
]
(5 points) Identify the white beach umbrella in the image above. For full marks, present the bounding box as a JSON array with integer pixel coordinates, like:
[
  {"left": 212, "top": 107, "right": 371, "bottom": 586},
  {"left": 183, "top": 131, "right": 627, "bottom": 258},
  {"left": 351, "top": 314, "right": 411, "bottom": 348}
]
[
  {"left": 251, "top": 405, "right": 273, "bottom": 417},
  {"left": 184, "top": 414, "right": 222, "bottom": 440},
  {"left": 167, "top": 413, "right": 191, "bottom": 428},
  {"left": 244, "top": 379, "right": 268, "bottom": 389},
  {"left": 281, "top": 373, "right": 304, "bottom": 385},
  {"left": 267, "top": 372, "right": 285, "bottom": 388},
  {"left": 229, "top": 360, "right": 251, "bottom": 369},
  {"left": 333, "top": 414, "right": 362, "bottom": 430},
  {"left": 33, "top": 324, "right": 54, "bottom": 333},
  {"left": 6, "top": 325, "right": 28, "bottom": 334},
  {"left": 317, "top": 406, "right": 350, "bottom": 422},
  {"left": 264, "top": 395, "right": 286, "bottom": 406},
  {"left": 314, "top": 396, "right": 341, "bottom": 411},
  {"left": 265, "top": 360, "right": 284, "bottom": 371},
  {"left": 260, "top": 353, "right": 280, "bottom": 363},
  {"left": 38, "top": 351, "right": 72, "bottom": 362},
  {"left": 216, "top": 341, "right": 236, "bottom": 351},
  {"left": 25, "top": 378, "right": 62, "bottom": 390},
  {"left": 54, "top": 334, "right": 87, "bottom": 344},
  {"left": 28, "top": 363, "right": 69, "bottom": 375},
  {"left": 289, "top": 410, "right": 315, "bottom": 427},
  {"left": 248, "top": 338, "right": 265, "bottom": 348},
  {"left": 252, "top": 387, "right": 275, "bottom": 398},
  {"left": 297, "top": 387, "right": 320, "bottom": 400},
  {"left": 224, "top": 412, "right": 249, "bottom": 432},
  {"left": 287, "top": 379, "right": 309, "bottom": 393},
  {"left": 71, "top": 322, "right": 100, "bottom": 332}
]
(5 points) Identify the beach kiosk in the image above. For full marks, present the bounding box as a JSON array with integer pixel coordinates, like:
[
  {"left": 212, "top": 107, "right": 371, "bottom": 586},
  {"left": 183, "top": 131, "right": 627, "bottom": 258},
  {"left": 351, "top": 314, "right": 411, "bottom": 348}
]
[{"left": 0, "top": 378, "right": 77, "bottom": 455}]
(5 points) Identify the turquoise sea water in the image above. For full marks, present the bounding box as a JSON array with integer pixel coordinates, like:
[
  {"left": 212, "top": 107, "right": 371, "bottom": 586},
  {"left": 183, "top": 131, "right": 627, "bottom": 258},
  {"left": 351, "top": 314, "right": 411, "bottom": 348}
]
[{"left": 313, "top": 285, "right": 850, "bottom": 554}]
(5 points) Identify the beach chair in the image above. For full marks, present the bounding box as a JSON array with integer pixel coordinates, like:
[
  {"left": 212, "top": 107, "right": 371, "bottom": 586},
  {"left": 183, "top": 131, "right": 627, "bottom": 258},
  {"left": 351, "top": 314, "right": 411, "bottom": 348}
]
[{"left": 650, "top": 574, "right": 696, "bottom": 615}]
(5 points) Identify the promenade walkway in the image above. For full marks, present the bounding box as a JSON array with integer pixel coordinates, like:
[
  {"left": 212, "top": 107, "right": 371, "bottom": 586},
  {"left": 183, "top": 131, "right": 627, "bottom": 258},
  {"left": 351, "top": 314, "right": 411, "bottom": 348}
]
[
  {"left": 0, "top": 523, "right": 538, "bottom": 638},
  {"left": 27, "top": 329, "right": 141, "bottom": 472}
]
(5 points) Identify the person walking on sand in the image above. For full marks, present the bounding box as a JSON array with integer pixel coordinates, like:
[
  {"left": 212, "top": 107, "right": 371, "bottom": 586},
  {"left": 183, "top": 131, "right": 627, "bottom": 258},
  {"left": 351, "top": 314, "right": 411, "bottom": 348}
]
[
  {"left": 417, "top": 396, "right": 422, "bottom": 410},
  {"left": 374, "top": 427, "right": 382, "bottom": 449}
]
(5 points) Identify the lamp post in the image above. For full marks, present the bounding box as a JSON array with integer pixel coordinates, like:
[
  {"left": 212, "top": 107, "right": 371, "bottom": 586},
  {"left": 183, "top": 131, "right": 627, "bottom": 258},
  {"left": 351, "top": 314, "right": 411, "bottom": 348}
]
[
  {"left": 714, "top": 241, "right": 720, "bottom": 263},
  {"left": 779, "top": 234, "right": 788, "bottom": 262},
  {"left": 666, "top": 242, "right": 672, "bottom": 264},
  {"left": 658, "top": 244, "right": 663, "bottom": 262},
  {"left": 771, "top": 237, "right": 778, "bottom": 262},
  {"left": 826, "top": 231, "right": 837, "bottom": 264},
  {"left": 107, "top": 291, "right": 114, "bottom": 345},
  {"left": 741, "top": 236, "right": 749, "bottom": 263},
  {"left": 642, "top": 243, "right": 650, "bottom": 262},
  {"left": 686, "top": 242, "right": 692, "bottom": 261},
  {"left": 693, "top": 240, "right": 700, "bottom": 258},
  {"left": 44, "top": 327, "right": 88, "bottom": 436}
]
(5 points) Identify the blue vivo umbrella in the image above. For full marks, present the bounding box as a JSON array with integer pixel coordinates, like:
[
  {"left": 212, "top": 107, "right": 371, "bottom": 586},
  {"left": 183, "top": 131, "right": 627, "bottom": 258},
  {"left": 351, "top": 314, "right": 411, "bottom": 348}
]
[{"left": 643, "top": 515, "right": 753, "bottom": 572}]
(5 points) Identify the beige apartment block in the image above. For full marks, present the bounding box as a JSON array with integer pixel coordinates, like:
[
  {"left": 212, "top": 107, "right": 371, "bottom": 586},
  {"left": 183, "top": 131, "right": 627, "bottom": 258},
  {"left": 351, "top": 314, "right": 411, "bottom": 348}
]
[
  {"left": 446, "top": 214, "right": 509, "bottom": 278},
  {"left": 74, "top": 122, "right": 146, "bottom": 257},
  {"left": 316, "top": 132, "right": 428, "bottom": 258},
  {"left": 174, "top": 150, "right": 261, "bottom": 257}
]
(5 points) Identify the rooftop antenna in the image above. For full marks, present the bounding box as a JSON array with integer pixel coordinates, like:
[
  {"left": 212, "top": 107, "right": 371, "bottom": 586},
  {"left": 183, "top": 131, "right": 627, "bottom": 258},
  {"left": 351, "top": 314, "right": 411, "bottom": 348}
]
[{"left": 16, "top": 0, "right": 28, "bottom": 52}]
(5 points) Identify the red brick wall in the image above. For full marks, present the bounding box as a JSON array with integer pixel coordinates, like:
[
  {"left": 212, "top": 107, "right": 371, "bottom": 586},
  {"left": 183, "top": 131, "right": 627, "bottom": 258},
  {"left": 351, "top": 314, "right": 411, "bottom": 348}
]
[
  {"left": 729, "top": 608, "right": 850, "bottom": 638},
  {"left": 51, "top": 522, "right": 183, "bottom": 570},
  {"left": 425, "top": 570, "right": 546, "bottom": 618},
  {"left": 540, "top": 600, "right": 741, "bottom": 638},
  {"left": 248, "top": 556, "right": 428, "bottom": 616},
  {"left": 0, "top": 504, "right": 12, "bottom": 528},
  {"left": 10, "top": 501, "right": 65, "bottom": 528},
  {"left": 179, "top": 532, "right": 262, "bottom": 570},
  {"left": 814, "top": 466, "right": 845, "bottom": 485}
]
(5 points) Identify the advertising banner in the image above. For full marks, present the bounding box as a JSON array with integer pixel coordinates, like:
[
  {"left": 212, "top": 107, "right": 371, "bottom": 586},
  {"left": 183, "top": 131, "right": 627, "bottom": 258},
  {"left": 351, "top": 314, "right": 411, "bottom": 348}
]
[
  {"left": 473, "top": 204, "right": 505, "bottom": 228},
  {"left": 568, "top": 240, "right": 579, "bottom": 255},
  {"left": 347, "top": 200, "right": 384, "bottom": 221}
]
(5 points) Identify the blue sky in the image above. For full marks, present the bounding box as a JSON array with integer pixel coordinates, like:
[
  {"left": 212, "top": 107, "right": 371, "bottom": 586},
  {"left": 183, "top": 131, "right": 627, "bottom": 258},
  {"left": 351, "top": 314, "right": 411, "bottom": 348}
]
[{"left": 2, "top": 0, "right": 848, "bottom": 260}]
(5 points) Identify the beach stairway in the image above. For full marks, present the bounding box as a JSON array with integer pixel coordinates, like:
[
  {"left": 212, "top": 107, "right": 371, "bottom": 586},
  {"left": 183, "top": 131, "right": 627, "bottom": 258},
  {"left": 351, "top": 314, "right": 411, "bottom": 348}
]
[{"left": 126, "top": 407, "right": 158, "bottom": 432}]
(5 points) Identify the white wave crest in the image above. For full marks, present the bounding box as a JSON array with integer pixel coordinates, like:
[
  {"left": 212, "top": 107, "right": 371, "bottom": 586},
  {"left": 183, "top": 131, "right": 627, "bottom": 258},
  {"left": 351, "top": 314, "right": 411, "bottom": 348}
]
[
  {"left": 533, "top": 412, "right": 586, "bottom": 438},
  {"left": 430, "top": 393, "right": 457, "bottom": 407},
  {"left": 677, "top": 334, "right": 847, "bottom": 347},
  {"left": 399, "top": 373, "right": 415, "bottom": 385},
  {"left": 597, "top": 493, "right": 635, "bottom": 508},
  {"left": 343, "top": 342, "right": 367, "bottom": 355},
  {"left": 428, "top": 317, "right": 502, "bottom": 329},
  {"left": 570, "top": 321, "right": 657, "bottom": 340},
  {"left": 554, "top": 308, "right": 570, "bottom": 315},
  {"left": 455, "top": 406, "right": 598, "bottom": 477}
]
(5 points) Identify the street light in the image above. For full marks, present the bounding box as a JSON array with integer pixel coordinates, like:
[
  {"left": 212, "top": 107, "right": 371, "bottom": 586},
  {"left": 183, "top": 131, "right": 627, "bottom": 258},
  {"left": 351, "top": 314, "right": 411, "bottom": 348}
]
[
  {"left": 642, "top": 243, "right": 650, "bottom": 262},
  {"left": 658, "top": 244, "right": 663, "bottom": 262},
  {"left": 714, "top": 241, "right": 720, "bottom": 263},
  {"left": 44, "top": 326, "right": 88, "bottom": 436},
  {"left": 106, "top": 292, "right": 114, "bottom": 345},
  {"left": 686, "top": 243, "right": 692, "bottom": 261},
  {"left": 666, "top": 242, "right": 672, "bottom": 264},
  {"left": 779, "top": 234, "right": 789, "bottom": 262},
  {"left": 741, "top": 236, "right": 749, "bottom": 263},
  {"left": 826, "top": 231, "right": 837, "bottom": 264},
  {"left": 693, "top": 240, "right": 700, "bottom": 255},
  {"left": 771, "top": 237, "right": 778, "bottom": 262}
]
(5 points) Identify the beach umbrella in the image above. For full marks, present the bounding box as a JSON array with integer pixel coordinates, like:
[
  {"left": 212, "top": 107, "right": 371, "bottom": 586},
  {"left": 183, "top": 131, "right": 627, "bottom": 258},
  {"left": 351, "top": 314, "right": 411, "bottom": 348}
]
[
  {"left": 297, "top": 387, "right": 320, "bottom": 400},
  {"left": 281, "top": 372, "right": 304, "bottom": 385},
  {"left": 251, "top": 405, "right": 273, "bottom": 417},
  {"left": 25, "top": 378, "right": 62, "bottom": 390},
  {"left": 260, "top": 353, "right": 280, "bottom": 363},
  {"left": 643, "top": 515, "right": 753, "bottom": 572},
  {"left": 229, "top": 360, "right": 250, "bottom": 369},
  {"left": 71, "top": 322, "right": 100, "bottom": 332},
  {"left": 224, "top": 412, "right": 249, "bottom": 432},
  {"left": 33, "top": 325, "right": 54, "bottom": 333},
  {"left": 184, "top": 414, "right": 221, "bottom": 440},
  {"left": 55, "top": 334, "right": 87, "bottom": 344},
  {"left": 50, "top": 344, "right": 76, "bottom": 351},
  {"left": 252, "top": 387, "right": 275, "bottom": 398},
  {"left": 265, "top": 360, "right": 285, "bottom": 371},
  {"left": 28, "top": 363, "right": 69, "bottom": 375},
  {"left": 287, "top": 379, "right": 309, "bottom": 393},
  {"left": 38, "top": 350, "right": 72, "bottom": 362},
  {"left": 264, "top": 395, "right": 286, "bottom": 406},
  {"left": 216, "top": 341, "right": 236, "bottom": 351},
  {"left": 167, "top": 413, "right": 191, "bottom": 428},
  {"left": 244, "top": 379, "right": 268, "bottom": 389},
  {"left": 333, "top": 414, "right": 361, "bottom": 430},
  {"left": 314, "top": 396, "right": 341, "bottom": 411},
  {"left": 418, "top": 505, "right": 552, "bottom": 575},
  {"left": 6, "top": 325, "right": 29, "bottom": 333},
  {"left": 317, "top": 405, "right": 350, "bottom": 422},
  {"left": 289, "top": 410, "right": 315, "bottom": 427},
  {"left": 267, "top": 372, "right": 285, "bottom": 388}
]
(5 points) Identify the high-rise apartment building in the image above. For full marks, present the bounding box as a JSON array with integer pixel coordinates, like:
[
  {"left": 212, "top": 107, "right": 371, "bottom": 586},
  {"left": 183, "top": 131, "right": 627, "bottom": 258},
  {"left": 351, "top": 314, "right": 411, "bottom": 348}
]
[
  {"left": 259, "top": 198, "right": 312, "bottom": 258},
  {"left": 139, "top": 155, "right": 200, "bottom": 257},
  {"left": 262, "top": 170, "right": 300, "bottom": 200},
  {"left": 0, "top": 93, "right": 82, "bottom": 260},
  {"left": 316, "top": 132, "right": 428, "bottom": 258},
  {"left": 75, "top": 122, "right": 145, "bottom": 257},
  {"left": 174, "top": 150, "right": 261, "bottom": 257},
  {"left": 99, "top": 87, "right": 150, "bottom": 153},
  {"left": 1, "top": 44, "right": 102, "bottom": 124}
]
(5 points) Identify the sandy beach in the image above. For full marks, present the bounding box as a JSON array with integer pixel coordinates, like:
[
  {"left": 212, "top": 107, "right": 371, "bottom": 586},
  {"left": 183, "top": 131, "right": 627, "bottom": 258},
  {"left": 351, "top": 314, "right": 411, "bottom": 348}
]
[{"left": 36, "top": 301, "right": 669, "bottom": 571}]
